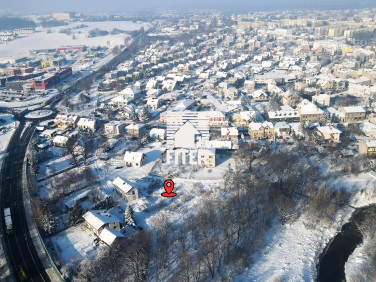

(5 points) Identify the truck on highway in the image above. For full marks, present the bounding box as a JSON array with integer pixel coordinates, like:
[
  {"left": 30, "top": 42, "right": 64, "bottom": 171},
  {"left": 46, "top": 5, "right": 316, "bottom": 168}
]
[{"left": 4, "top": 208, "right": 13, "bottom": 234}]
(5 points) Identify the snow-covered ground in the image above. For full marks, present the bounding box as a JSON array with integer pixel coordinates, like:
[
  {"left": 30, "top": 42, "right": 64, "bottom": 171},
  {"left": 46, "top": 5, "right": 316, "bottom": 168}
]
[
  {"left": 48, "top": 223, "right": 101, "bottom": 265},
  {"left": 235, "top": 173, "right": 376, "bottom": 281},
  {"left": 0, "top": 114, "right": 18, "bottom": 154},
  {"left": 0, "top": 21, "right": 152, "bottom": 58}
]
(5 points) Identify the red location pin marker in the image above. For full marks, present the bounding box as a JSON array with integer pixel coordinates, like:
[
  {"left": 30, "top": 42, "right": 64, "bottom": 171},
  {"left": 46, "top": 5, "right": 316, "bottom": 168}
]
[{"left": 161, "top": 179, "right": 177, "bottom": 197}]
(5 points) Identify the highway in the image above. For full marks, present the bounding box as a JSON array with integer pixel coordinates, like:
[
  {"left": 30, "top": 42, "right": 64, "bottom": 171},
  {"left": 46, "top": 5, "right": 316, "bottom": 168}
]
[{"left": 0, "top": 120, "right": 49, "bottom": 281}]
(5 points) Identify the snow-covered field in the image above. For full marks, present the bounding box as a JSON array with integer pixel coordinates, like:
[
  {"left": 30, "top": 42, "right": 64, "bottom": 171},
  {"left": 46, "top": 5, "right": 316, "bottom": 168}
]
[{"left": 0, "top": 21, "right": 152, "bottom": 58}]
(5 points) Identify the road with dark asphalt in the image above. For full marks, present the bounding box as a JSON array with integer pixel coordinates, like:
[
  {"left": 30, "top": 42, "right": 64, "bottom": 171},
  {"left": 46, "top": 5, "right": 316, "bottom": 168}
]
[{"left": 0, "top": 120, "right": 49, "bottom": 282}]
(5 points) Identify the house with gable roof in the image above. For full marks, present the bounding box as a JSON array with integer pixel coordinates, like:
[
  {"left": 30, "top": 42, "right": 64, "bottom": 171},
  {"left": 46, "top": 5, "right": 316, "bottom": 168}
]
[{"left": 113, "top": 176, "right": 139, "bottom": 201}]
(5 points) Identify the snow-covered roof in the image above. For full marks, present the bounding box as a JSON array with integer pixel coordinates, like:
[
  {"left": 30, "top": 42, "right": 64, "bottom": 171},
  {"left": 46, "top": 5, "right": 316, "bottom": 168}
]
[
  {"left": 297, "top": 99, "right": 323, "bottom": 115},
  {"left": 77, "top": 118, "right": 96, "bottom": 128},
  {"left": 317, "top": 126, "right": 342, "bottom": 134},
  {"left": 53, "top": 135, "right": 68, "bottom": 144},
  {"left": 113, "top": 177, "right": 136, "bottom": 194},
  {"left": 126, "top": 123, "right": 145, "bottom": 130},
  {"left": 274, "top": 122, "right": 290, "bottom": 129},
  {"left": 83, "top": 210, "right": 122, "bottom": 231},
  {"left": 268, "top": 110, "right": 299, "bottom": 119},
  {"left": 40, "top": 128, "right": 57, "bottom": 137},
  {"left": 111, "top": 95, "right": 133, "bottom": 103},
  {"left": 249, "top": 121, "right": 274, "bottom": 130},
  {"left": 208, "top": 140, "right": 232, "bottom": 149},
  {"left": 341, "top": 106, "right": 366, "bottom": 113},
  {"left": 365, "top": 140, "right": 376, "bottom": 147},
  {"left": 221, "top": 127, "right": 238, "bottom": 136},
  {"left": 239, "top": 111, "right": 256, "bottom": 120},
  {"left": 55, "top": 114, "right": 78, "bottom": 124},
  {"left": 99, "top": 228, "right": 125, "bottom": 246},
  {"left": 120, "top": 87, "right": 141, "bottom": 96},
  {"left": 123, "top": 151, "right": 144, "bottom": 163}
]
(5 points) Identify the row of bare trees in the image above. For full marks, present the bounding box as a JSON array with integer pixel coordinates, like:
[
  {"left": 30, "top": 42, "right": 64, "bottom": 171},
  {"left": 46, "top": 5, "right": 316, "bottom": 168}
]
[
  {"left": 73, "top": 231, "right": 152, "bottom": 282},
  {"left": 149, "top": 144, "right": 355, "bottom": 280}
]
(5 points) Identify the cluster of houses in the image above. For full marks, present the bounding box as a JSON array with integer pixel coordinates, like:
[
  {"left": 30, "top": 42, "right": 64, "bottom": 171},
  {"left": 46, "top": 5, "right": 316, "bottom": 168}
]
[{"left": 31, "top": 9, "right": 376, "bottom": 247}]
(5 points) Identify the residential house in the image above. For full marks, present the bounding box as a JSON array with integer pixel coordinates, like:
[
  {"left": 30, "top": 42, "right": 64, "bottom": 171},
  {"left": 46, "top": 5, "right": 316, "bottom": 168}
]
[
  {"left": 112, "top": 177, "right": 139, "bottom": 201},
  {"left": 52, "top": 135, "right": 69, "bottom": 147},
  {"left": 296, "top": 99, "right": 323, "bottom": 122},
  {"left": 316, "top": 126, "right": 342, "bottom": 143},
  {"left": 221, "top": 127, "right": 238, "bottom": 141},
  {"left": 223, "top": 87, "right": 238, "bottom": 100},
  {"left": 312, "top": 94, "right": 330, "bottom": 106},
  {"left": 104, "top": 121, "right": 125, "bottom": 136},
  {"left": 119, "top": 87, "right": 141, "bottom": 100},
  {"left": 281, "top": 91, "right": 301, "bottom": 107},
  {"left": 82, "top": 210, "right": 122, "bottom": 236},
  {"left": 268, "top": 108, "right": 300, "bottom": 122},
  {"left": 206, "top": 111, "right": 229, "bottom": 127},
  {"left": 338, "top": 106, "right": 366, "bottom": 123},
  {"left": 358, "top": 139, "right": 376, "bottom": 156},
  {"left": 126, "top": 123, "right": 146, "bottom": 137},
  {"left": 40, "top": 128, "right": 58, "bottom": 139},
  {"left": 110, "top": 95, "right": 133, "bottom": 107},
  {"left": 251, "top": 89, "right": 269, "bottom": 101},
  {"left": 274, "top": 122, "right": 291, "bottom": 138},
  {"left": 54, "top": 114, "right": 79, "bottom": 128},
  {"left": 232, "top": 111, "right": 257, "bottom": 126},
  {"left": 124, "top": 151, "right": 146, "bottom": 168},
  {"left": 147, "top": 98, "right": 161, "bottom": 110},
  {"left": 146, "top": 89, "right": 161, "bottom": 98},
  {"left": 197, "top": 148, "right": 216, "bottom": 168},
  {"left": 99, "top": 228, "right": 125, "bottom": 246},
  {"left": 77, "top": 118, "right": 97, "bottom": 131},
  {"left": 248, "top": 121, "right": 275, "bottom": 140}
]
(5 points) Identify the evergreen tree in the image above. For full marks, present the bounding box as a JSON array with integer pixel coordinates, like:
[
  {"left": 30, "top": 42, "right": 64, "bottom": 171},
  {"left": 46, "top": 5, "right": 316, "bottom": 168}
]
[
  {"left": 140, "top": 107, "right": 150, "bottom": 122},
  {"left": 124, "top": 205, "right": 136, "bottom": 227},
  {"left": 319, "top": 112, "right": 331, "bottom": 126}
]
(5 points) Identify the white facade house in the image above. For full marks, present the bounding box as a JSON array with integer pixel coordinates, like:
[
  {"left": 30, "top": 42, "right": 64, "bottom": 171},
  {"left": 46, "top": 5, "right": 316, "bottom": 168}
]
[
  {"left": 110, "top": 95, "right": 133, "bottom": 107},
  {"left": 104, "top": 121, "right": 125, "bottom": 136},
  {"left": 77, "top": 118, "right": 97, "bottom": 131},
  {"left": 252, "top": 89, "right": 269, "bottom": 101},
  {"left": 123, "top": 151, "right": 146, "bottom": 167},
  {"left": 274, "top": 122, "right": 291, "bottom": 138},
  {"left": 119, "top": 87, "right": 141, "bottom": 100},
  {"left": 112, "top": 177, "right": 139, "bottom": 201},
  {"left": 53, "top": 135, "right": 69, "bottom": 147},
  {"left": 312, "top": 94, "right": 330, "bottom": 106},
  {"left": 316, "top": 126, "right": 342, "bottom": 143},
  {"left": 146, "top": 88, "right": 161, "bottom": 98},
  {"left": 147, "top": 98, "right": 161, "bottom": 110},
  {"left": 83, "top": 210, "right": 122, "bottom": 236}
]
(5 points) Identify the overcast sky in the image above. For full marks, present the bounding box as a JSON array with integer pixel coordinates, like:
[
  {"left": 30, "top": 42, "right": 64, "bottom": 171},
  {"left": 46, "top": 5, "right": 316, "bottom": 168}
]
[{"left": 2, "top": 0, "right": 376, "bottom": 15}]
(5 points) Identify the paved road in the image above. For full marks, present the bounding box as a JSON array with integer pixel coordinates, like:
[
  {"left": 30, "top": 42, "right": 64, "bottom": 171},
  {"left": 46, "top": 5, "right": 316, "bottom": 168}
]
[{"left": 0, "top": 120, "right": 50, "bottom": 282}]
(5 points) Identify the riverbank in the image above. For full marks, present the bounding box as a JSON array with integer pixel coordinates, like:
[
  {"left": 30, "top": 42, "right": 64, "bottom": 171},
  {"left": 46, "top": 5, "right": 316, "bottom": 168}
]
[{"left": 317, "top": 206, "right": 371, "bottom": 282}]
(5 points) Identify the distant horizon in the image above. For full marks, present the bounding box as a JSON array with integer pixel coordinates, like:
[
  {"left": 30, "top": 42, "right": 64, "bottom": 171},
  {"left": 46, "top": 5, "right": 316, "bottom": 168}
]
[{"left": 1, "top": 0, "right": 376, "bottom": 16}]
